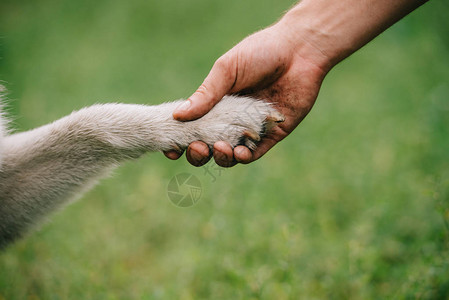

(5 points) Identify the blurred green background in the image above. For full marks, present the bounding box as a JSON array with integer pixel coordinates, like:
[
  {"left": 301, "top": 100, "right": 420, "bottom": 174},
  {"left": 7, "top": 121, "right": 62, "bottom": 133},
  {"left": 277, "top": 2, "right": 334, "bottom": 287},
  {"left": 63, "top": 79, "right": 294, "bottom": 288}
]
[{"left": 1, "top": 0, "right": 448, "bottom": 299}]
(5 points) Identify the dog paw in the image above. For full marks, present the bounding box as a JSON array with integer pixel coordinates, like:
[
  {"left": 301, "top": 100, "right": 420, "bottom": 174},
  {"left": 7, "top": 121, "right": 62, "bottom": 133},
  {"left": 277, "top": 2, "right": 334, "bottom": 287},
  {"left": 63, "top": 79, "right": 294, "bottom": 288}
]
[{"left": 192, "top": 95, "right": 284, "bottom": 150}]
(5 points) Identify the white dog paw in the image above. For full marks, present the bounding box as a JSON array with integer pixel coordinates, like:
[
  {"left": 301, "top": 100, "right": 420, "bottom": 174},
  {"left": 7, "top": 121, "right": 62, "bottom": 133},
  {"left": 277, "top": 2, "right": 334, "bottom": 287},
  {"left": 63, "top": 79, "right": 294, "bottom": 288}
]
[{"left": 192, "top": 95, "right": 284, "bottom": 150}]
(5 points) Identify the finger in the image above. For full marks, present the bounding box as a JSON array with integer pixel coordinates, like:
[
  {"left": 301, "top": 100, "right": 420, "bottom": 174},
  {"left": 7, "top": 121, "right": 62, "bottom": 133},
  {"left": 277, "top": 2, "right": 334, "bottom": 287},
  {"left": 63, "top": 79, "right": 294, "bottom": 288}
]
[
  {"left": 234, "top": 146, "right": 253, "bottom": 164},
  {"left": 186, "top": 141, "right": 212, "bottom": 167},
  {"left": 249, "top": 136, "right": 279, "bottom": 162},
  {"left": 163, "top": 150, "right": 183, "bottom": 160},
  {"left": 173, "top": 55, "right": 236, "bottom": 121},
  {"left": 213, "top": 141, "right": 237, "bottom": 168},
  {"left": 251, "top": 122, "right": 291, "bottom": 160},
  {"left": 235, "top": 127, "right": 286, "bottom": 164}
]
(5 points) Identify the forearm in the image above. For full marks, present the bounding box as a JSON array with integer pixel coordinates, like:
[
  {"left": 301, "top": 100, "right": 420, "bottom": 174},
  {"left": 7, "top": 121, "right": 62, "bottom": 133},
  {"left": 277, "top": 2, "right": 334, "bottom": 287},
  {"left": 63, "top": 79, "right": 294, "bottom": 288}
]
[{"left": 277, "top": 0, "right": 428, "bottom": 71}]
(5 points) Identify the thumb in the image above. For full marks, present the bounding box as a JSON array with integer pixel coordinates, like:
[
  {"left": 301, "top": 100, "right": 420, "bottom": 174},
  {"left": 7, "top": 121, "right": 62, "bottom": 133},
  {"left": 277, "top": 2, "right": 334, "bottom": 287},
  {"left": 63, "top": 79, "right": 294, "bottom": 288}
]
[{"left": 173, "top": 56, "right": 236, "bottom": 121}]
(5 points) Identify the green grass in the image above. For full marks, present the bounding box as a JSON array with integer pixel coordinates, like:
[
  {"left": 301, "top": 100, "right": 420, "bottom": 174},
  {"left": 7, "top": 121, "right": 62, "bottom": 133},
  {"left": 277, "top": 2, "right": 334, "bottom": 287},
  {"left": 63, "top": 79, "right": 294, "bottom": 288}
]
[{"left": 1, "top": 0, "right": 449, "bottom": 299}]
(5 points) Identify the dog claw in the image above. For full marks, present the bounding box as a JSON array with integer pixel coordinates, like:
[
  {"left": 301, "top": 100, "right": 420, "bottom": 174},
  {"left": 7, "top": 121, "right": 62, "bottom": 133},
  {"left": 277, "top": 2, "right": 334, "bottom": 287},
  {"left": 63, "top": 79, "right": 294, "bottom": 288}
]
[
  {"left": 264, "top": 110, "right": 285, "bottom": 132},
  {"left": 266, "top": 111, "right": 285, "bottom": 123},
  {"left": 243, "top": 129, "right": 261, "bottom": 142},
  {"left": 171, "top": 144, "right": 183, "bottom": 153}
]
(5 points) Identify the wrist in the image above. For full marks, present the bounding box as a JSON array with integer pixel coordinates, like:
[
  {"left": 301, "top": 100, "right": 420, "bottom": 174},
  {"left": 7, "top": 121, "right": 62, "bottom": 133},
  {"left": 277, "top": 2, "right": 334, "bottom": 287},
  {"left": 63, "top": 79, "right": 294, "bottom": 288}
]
[
  {"left": 276, "top": 0, "right": 427, "bottom": 72},
  {"left": 275, "top": 2, "right": 350, "bottom": 72}
]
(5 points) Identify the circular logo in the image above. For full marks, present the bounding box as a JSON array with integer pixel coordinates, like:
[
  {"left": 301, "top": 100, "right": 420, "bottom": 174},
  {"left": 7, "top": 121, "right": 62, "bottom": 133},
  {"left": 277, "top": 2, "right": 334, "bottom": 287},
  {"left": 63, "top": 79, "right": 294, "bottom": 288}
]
[{"left": 167, "top": 173, "right": 202, "bottom": 207}]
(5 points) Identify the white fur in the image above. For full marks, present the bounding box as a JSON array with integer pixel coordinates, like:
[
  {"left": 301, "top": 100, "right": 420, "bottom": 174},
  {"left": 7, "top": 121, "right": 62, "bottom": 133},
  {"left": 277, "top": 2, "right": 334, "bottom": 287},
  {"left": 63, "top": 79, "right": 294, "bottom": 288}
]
[{"left": 0, "top": 90, "right": 276, "bottom": 248}]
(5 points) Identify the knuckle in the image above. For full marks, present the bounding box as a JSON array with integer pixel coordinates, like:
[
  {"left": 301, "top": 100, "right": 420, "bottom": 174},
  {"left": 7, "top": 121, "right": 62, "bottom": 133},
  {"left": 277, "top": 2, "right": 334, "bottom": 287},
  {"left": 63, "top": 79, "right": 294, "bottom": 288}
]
[
  {"left": 214, "top": 55, "right": 237, "bottom": 86},
  {"left": 214, "top": 55, "right": 235, "bottom": 77},
  {"left": 214, "top": 55, "right": 230, "bottom": 71},
  {"left": 195, "top": 83, "right": 211, "bottom": 97},
  {"left": 192, "top": 85, "right": 216, "bottom": 110}
]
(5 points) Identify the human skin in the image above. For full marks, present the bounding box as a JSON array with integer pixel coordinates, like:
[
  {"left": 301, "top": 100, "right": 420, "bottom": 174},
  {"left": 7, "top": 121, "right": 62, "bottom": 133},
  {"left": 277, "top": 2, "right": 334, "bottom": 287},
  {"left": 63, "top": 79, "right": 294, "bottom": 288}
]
[{"left": 165, "top": 0, "right": 428, "bottom": 167}]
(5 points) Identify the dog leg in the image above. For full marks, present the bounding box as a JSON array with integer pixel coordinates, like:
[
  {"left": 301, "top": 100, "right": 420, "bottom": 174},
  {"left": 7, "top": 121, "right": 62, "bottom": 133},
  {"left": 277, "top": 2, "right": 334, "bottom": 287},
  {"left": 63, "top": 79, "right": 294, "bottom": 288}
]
[{"left": 0, "top": 95, "right": 282, "bottom": 247}]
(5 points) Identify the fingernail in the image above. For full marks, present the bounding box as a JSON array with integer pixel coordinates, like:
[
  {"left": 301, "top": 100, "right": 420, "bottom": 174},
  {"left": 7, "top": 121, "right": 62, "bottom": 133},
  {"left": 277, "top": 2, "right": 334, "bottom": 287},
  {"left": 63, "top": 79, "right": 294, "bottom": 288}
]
[
  {"left": 234, "top": 147, "right": 245, "bottom": 157},
  {"left": 214, "top": 151, "right": 226, "bottom": 161},
  {"left": 188, "top": 148, "right": 210, "bottom": 166},
  {"left": 175, "top": 100, "right": 191, "bottom": 113},
  {"left": 190, "top": 149, "right": 203, "bottom": 162}
]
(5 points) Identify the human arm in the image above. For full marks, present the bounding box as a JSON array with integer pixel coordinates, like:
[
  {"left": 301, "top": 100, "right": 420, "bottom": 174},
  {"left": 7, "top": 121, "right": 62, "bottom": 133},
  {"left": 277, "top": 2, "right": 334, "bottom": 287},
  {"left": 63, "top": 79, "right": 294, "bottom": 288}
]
[{"left": 165, "top": 0, "right": 428, "bottom": 167}]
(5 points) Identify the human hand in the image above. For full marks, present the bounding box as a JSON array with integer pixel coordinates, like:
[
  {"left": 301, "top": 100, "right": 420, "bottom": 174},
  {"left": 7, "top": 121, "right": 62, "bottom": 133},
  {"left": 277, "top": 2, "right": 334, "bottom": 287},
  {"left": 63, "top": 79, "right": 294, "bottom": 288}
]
[
  {"left": 164, "top": 19, "right": 330, "bottom": 167},
  {"left": 164, "top": 0, "right": 427, "bottom": 167}
]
